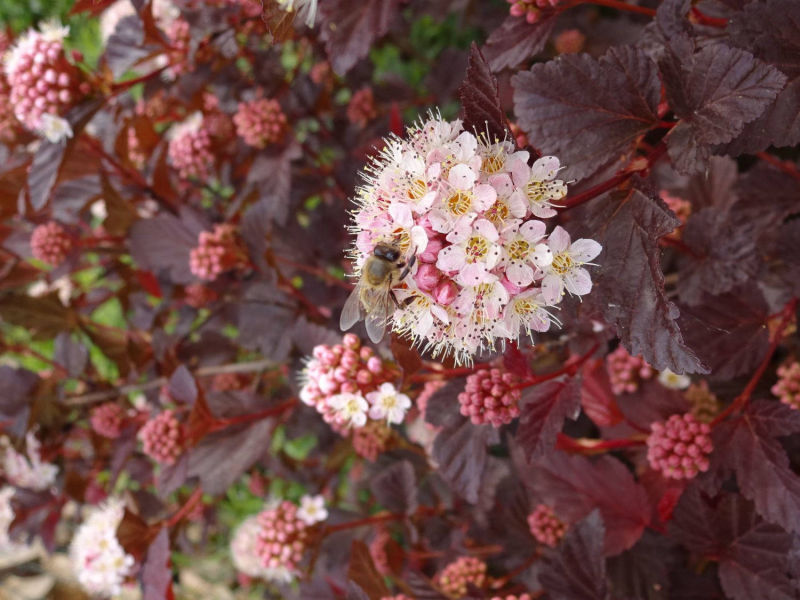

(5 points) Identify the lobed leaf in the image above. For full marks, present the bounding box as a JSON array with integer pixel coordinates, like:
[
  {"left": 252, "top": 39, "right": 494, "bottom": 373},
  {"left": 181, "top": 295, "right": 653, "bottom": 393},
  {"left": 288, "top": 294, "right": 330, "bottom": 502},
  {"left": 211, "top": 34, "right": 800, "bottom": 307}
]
[
  {"left": 459, "top": 43, "right": 509, "bottom": 144},
  {"left": 432, "top": 419, "right": 491, "bottom": 504},
  {"left": 517, "top": 376, "right": 582, "bottom": 459},
  {"left": 483, "top": 14, "right": 556, "bottom": 73}
]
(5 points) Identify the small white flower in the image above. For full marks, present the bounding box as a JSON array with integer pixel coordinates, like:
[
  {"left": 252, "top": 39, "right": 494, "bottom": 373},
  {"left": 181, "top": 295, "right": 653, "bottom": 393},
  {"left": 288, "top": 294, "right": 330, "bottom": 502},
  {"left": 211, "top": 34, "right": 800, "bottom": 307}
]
[
  {"left": 437, "top": 219, "right": 502, "bottom": 286},
  {"left": 37, "top": 114, "right": 73, "bottom": 143},
  {"left": 509, "top": 155, "right": 568, "bottom": 218},
  {"left": 297, "top": 494, "right": 328, "bottom": 525},
  {"left": 39, "top": 20, "right": 70, "bottom": 43},
  {"left": 498, "top": 219, "right": 549, "bottom": 288},
  {"left": 366, "top": 382, "right": 412, "bottom": 424},
  {"left": 658, "top": 369, "right": 691, "bottom": 390},
  {"left": 90, "top": 199, "right": 108, "bottom": 221},
  {"left": 1, "top": 431, "right": 58, "bottom": 491},
  {"left": 503, "top": 289, "right": 557, "bottom": 339},
  {"left": 329, "top": 392, "right": 369, "bottom": 428},
  {"left": 540, "top": 226, "right": 602, "bottom": 304},
  {"left": 0, "top": 486, "right": 19, "bottom": 552}
]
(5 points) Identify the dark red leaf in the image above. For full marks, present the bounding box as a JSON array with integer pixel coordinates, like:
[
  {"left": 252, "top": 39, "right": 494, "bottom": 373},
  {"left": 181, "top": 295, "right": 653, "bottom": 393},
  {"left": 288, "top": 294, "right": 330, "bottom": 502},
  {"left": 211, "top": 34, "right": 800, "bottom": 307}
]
[
  {"left": 167, "top": 365, "right": 198, "bottom": 405},
  {"left": 580, "top": 188, "right": 706, "bottom": 374},
  {"left": 318, "top": 0, "right": 402, "bottom": 75},
  {"left": 237, "top": 281, "right": 294, "bottom": 361},
  {"left": 432, "top": 420, "right": 491, "bottom": 504},
  {"left": 512, "top": 46, "right": 660, "bottom": 181},
  {"left": 53, "top": 333, "right": 88, "bottom": 378},
  {"left": 538, "top": 511, "right": 610, "bottom": 600},
  {"left": 141, "top": 527, "right": 172, "bottom": 600},
  {"left": 459, "top": 43, "right": 509, "bottom": 143},
  {"left": 607, "top": 531, "right": 677, "bottom": 600},
  {"left": 660, "top": 43, "right": 786, "bottom": 173},
  {"left": 347, "top": 540, "right": 390, "bottom": 599},
  {"left": 483, "top": 14, "right": 556, "bottom": 73},
  {"left": 128, "top": 209, "right": 205, "bottom": 285},
  {"left": 709, "top": 400, "right": 800, "bottom": 535},
  {"left": 580, "top": 359, "right": 624, "bottom": 427},
  {"left": 517, "top": 376, "right": 582, "bottom": 459},
  {"left": 369, "top": 460, "right": 418, "bottom": 515},
  {"left": 0, "top": 292, "right": 74, "bottom": 339},
  {"left": 0, "top": 367, "right": 37, "bottom": 437}
]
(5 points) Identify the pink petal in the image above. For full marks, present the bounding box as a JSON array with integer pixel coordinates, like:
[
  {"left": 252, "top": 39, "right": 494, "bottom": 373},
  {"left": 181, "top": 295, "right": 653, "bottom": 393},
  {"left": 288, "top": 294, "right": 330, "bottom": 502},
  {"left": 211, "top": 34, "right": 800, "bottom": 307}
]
[
  {"left": 530, "top": 156, "right": 561, "bottom": 180},
  {"left": 489, "top": 173, "right": 513, "bottom": 196},
  {"left": 520, "top": 219, "right": 546, "bottom": 241},
  {"left": 473, "top": 184, "right": 497, "bottom": 211},
  {"left": 460, "top": 261, "right": 490, "bottom": 285},
  {"left": 436, "top": 246, "right": 466, "bottom": 272},
  {"left": 564, "top": 267, "right": 593, "bottom": 296},
  {"left": 506, "top": 261, "right": 534, "bottom": 287},
  {"left": 448, "top": 163, "right": 476, "bottom": 189},
  {"left": 570, "top": 239, "right": 602, "bottom": 262},
  {"left": 548, "top": 226, "right": 571, "bottom": 253},
  {"left": 541, "top": 273, "right": 563, "bottom": 304},
  {"left": 473, "top": 218, "right": 499, "bottom": 241}
]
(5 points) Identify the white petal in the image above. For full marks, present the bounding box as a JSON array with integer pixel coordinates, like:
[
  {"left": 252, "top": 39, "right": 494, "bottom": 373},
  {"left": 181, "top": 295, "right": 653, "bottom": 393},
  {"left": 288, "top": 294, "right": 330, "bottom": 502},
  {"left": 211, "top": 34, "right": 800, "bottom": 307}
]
[
  {"left": 388, "top": 202, "right": 413, "bottom": 227},
  {"left": 410, "top": 226, "right": 429, "bottom": 254},
  {"left": 547, "top": 226, "right": 571, "bottom": 253},
  {"left": 530, "top": 156, "right": 560, "bottom": 180},
  {"left": 448, "top": 163, "right": 476, "bottom": 189},
  {"left": 506, "top": 261, "right": 534, "bottom": 287},
  {"left": 473, "top": 184, "right": 497, "bottom": 211},
  {"left": 473, "top": 219, "right": 499, "bottom": 242},
  {"left": 436, "top": 246, "right": 466, "bottom": 272},
  {"left": 564, "top": 267, "right": 593, "bottom": 296},
  {"left": 531, "top": 243, "right": 553, "bottom": 268},
  {"left": 570, "top": 238, "right": 602, "bottom": 263},
  {"left": 460, "top": 262, "right": 489, "bottom": 285},
  {"left": 520, "top": 219, "right": 546, "bottom": 241},
  {"left": 541, "top": 274, "right": 564, "bottom": 305}
]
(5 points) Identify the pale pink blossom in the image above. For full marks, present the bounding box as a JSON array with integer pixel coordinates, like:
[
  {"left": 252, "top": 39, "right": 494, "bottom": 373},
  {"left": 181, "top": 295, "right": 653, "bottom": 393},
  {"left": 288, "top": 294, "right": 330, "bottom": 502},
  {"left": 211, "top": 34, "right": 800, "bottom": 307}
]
[
  {"left": 540, "top": 226, "right": 602, "bottom": 304},
  {"left": 366, "top": 382, "right": 412, "bottom": 424}
]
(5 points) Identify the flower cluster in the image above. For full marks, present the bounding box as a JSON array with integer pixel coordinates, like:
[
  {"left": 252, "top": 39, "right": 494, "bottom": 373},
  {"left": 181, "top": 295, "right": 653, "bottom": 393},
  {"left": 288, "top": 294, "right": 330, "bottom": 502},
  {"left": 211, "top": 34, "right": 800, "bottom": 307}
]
[
  {"left": 685, "top": 381, "right": 719, "bottom": 423},
  {"left": 30, "top": 221, "right": 73, "bottom": 267},
  {"left": 167, "top": 112, "right": 214, "bottom": 179},
  {"left": 507, "top": 0, "right": 560, "bottom": 23},
  {"left": 772, "top": 361, "right": 800, "bottom": 410},
  {"left": 138, "top": 410, "right": 184, "bottom": 465},
  {"left": 254, "top": 500, "right": 311, "bottom": 583},
  {"left": 351, "top": 420, "right": 393, "bottom": 461},
  {"left": 527, "top": 504, "right": 566, "bottom": 547},
  {"left": 189, "top": 224, "right": 249, "bottom": 281},
  {"left": 347, "top": 87, "right": 377, "bottom": 128},
  {"left": 212, "top": 372, "right": 250, "bottom": 391},
  {"left": 606, "top": 347, "right": 654, "bottom": 395},
  {"left": 127, "top": 126, "right": 146, "bottom": 168},
  {"left": 90, "top": 402, "right": 125, "bottom": 439},
  {"left": 69, "top": 498, "right": 135, "bottom": 597},
  {"left": 233, "top": 97, "right": 288, "bottom": 148},
  {"left": 2, "top": 21, "right": 88, "bottom": 140},
  {"left": 436, "top": 556, "right": 487, "bottom": 598},
  {"left": 231, "top": 515, "right": 270, "bottom": 578},
  {"left": 646, "top": 413, "right": 713, "bottom": 480},
  {"left": 1, "top": 431, "right": 58, "bottom": 491},
  {"left": 346, "top": 114, "right": 601, "bottom": 365},
  {"left": 458, "top": 366, "right": 522, "bottom": 426},
  {"left": 299, "top": 334, "right": 406, "bottom": 430}
]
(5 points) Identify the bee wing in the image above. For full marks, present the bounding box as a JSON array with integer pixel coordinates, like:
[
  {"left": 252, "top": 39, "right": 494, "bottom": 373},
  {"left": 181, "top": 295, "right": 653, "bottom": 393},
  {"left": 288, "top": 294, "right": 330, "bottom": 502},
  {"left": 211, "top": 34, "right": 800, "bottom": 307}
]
[
  {"left": 364, "top": 295, "right": 391, "bottom": 343},
  {"left": 339, "top": 283, "right": 365, "bottom": 332}
]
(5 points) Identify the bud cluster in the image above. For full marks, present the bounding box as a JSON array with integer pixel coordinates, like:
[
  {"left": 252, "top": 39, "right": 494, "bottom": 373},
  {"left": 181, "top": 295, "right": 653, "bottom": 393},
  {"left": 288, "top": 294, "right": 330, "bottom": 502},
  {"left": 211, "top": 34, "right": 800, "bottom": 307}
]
[
  {"left": 772, "top": 361, "right": 800, "bottom": 410},
  {"left": 167, "top": 112, "right": 215, "bottom": 179},
  {"left": 254, "top": 500, "right": 310, "bottom": 583},
  {"left": 458, "top": 367, "right": 522, "bottom": 426},
  {"left": 30, "top": 221, "right": 73, "bottom": 267},
  {"left": 233, "top": 96, "right": 288, "bottom": 149},
  {"left": 527, "top": 504, "right": 566, "bottom": 547},
  {"left": 507, "top": 0, "right": 561, "bottom": 23},
  {"left": 606, "top": 346, "right": 654, "bottom": 395},
  {"left": 646, "top": 413, "right": 713, "bottom": 480},
  {"left": 138, "top": 409, "right": 185, "bottom": 465},
  {"left": 351, "top": 420, "right": 393, "bottom": 461},
  {"left": 189, "top": 224, "right": 249, "bottom": 281},
  {"left": 347, "top": 87, "right": 377, "bottom": 128},
  {"left": 90, "top": 402, "right": 126, "bottom": 439},
  {"left": 436, "top": 556, "right": 488, "bottom": 598}
]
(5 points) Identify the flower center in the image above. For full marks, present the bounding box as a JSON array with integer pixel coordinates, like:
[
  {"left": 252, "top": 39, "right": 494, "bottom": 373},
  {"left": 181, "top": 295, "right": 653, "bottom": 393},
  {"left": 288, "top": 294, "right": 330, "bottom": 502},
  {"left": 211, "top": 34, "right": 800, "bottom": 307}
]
[
  {"left": 525, "top": 181, "right": 549, "bottom": 205},
  {"left": 482, "top": 150, "right": 505, "bottom": 174},
  {"left": 445, "top": 190, "right": 473, "bottom": 216},
  {"left": 508, "top": 239, "right": 530, "bottom": 260},
  {"left": 550, "top": 252, "right": 573, "bottom": 275},
  {"left": 382, "top": 395, "right": 397, "bottom": 409},
  {"left": 465, "top": 235, "right": 489, "bottom": 262},
  {"left": 406, "top": 177, "right": 427, "bottom": 201},
  {"left": 513, "top": 298, "right": 536, "bottom": 316},
  {"left": 345, "top": 398, "right": 360, "bottom": 415},
  {"left": 484, "top": 199, "right": 509, "bottom": 226}
]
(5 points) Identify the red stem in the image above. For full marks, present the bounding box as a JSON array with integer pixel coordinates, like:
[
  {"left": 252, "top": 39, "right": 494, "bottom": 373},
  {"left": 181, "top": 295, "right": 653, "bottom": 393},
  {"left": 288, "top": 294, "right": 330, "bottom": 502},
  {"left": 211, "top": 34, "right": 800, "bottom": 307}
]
[
  {"left": 712, "top": 298, "right": 798, "bottom": 426},
  {"left": 166, "top": 487, "right": 203, "bottom": 528},
  {"left": 323, "top": 512, "right": 406, "bottom": 534},
  {"left": 582, "top": 0, "right": 657, "bottom": 16},
  {"left": 757, "top": 152, "right": 800, "bottom": 182},
  {"left": 273, "top": 254, "right": 353, "bottom": 291},
  {"left": 561, "top": 142, "right": 667, "bottom": 211},
  {"left": 556, "top": 432, "right": 646, "bottom": 454},
  {"left": 110, "top": 64, "right": 172, "bottom": 94},
  {"left": 689, "top": 7, "right": 729, "bottom": 28},
  {"left": 510, "top": 343, "right": 599, "bottom": 391},
  {"left": 209, "top": 398, "right": 297, "bottom": 432}
]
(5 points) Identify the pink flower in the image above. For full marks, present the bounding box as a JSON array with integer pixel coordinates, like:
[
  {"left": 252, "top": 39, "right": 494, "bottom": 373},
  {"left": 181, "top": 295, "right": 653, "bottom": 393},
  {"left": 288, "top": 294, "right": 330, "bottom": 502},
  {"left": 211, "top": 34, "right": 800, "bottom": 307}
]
[
  {"left": 509, "top": 155, "right": 568, "bottom": 218},
  {"left": 366, "top": 382, "right": 412, "bottom": 424},
  {"left": 498, "top": 219, "right": 550, "bottom": 287},
  {"left": 437, "top": 219, "right": 502, "bottom": 285},
  {"left": 540, "top": 226, "right": 602, "bottom": 304}
]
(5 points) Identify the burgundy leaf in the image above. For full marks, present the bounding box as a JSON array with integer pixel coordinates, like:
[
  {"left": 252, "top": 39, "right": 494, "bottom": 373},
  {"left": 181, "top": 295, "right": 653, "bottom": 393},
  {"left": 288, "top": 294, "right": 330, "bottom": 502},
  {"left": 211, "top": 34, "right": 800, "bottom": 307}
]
[
  {"left": 167, "top": 365, "right": 198, "bottom": 405},
  {"left": 129, "top": 210, "right": 204, "bottom": 285},
  {"left": 538, "top": 510, "right": 609, "bottom": 600},
  {"left": 53, "top": 333, "right": 88, "bottom": 378},
  {"left": 0, "top": 366, "right": 37, "bottom": 437},
  {"left": 423, "top": 378, "right": 466, "bottom": 429},
  {"left": 512, "top": 46, "right": 660, "bottom": 181},
  {"left": 522, "top": 449, "right": 651, "bottom": 555},
  {"left": 141, "top": 528, "right": 172, "bottom": 600},
  {"left": 432, "top": 420, "right": 491, "bottom": 504},
  {"left": 677, "top": 287, "right": 769, "bottom": 381},
  {"left": 370, "top": 460, "right": 418, "bottom": 515},
  {"left": 459, "top": 43, "right": 509, "bottom": 142},
  {"left": 103, "top": 15, "right": 156, "bottom": 77},
  {"left": 318, "top": 0, "right": 402, "bottom": 75},
  {"left": 661, "top": 43, "right": 786, "bottom": 173},
  {"left": 581, "top": 188, "right": 706, "bottom": 374},
  {"left": 242, "top": 143, "right": 300, "bottom": 230},
  {"left": 709, "top": 400, "right": 800, "bottom": 534},
  {"left": 237, "top": 281, "right": 294, "bottom": 362},
  {"left": 347, "top": 540, "right": 390, "bottom": 599},
  {"left": 607, "top": 531, "right": 677, "bottom": 600},
  {"left": 517, "top": 376, "right": 582, "bottom": 459},
  {"left": 580, "top": 359, "right": 624, "bottom": 427},
  {"left": 720, "top": 0, "right": 800, "bottom": 153},
  {"left": 0, "top": 291, "right": 74, "bottom": 340},
  {"left": 346, "top": 581, "right": 370, "bottom": 600},
  {"left": 483, "top": 14, "right": 556, "bottom": 73}
]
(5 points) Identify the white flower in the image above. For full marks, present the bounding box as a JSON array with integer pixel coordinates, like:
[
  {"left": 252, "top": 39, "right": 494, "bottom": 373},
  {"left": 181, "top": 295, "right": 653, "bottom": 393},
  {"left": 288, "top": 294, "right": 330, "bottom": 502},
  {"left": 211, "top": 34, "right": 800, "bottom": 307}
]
[
  {"left": 393, "top": 289, "right": 449, "bottom": 340},
  {"left": 437, "top": 219, "right": 502, "bottom": 286},
  {"left": 0, "top": 487, "right": 19, "bottom": 552},
  {"left": 168, "top": 111, "right": 203, "bottom": 141},
  {"left": 366, "top": 382, "right": 412, "bottom": 424},
  {"left": 297, "top": 494, "right": 328, "bottom": 525},
  {"left": 231, "top": 515, "right": 271, "bottom": 578},
  {"left": 503, "top": 289, "right": 558, "bottom": 339},
  {"left": 90, "top": 199, "right": 108, "bottom": 221},
  {"left": 329, "top": 392, "right": 369, "bottom": 428},
  {"left": 498, "top": 219, "right": 550, "bottom": 288},
  {"left": 1, "top": 431, "right": 58, "bottom": 491},
  {"left": 509, "top": 155, "right": 568, "bottom": 218},
  {"left": 658, "top": 369, "right": 691, "bottom": 390},
  {"left": 37, "top": 113, "right": 73, "bottom": 143},
  {"left": 39, "top": 20, "right": 70, "bottom": 43},
  {"left": 428, "top": 166, "right": 497, "bottom": 234},
  {"left": 70, "top": 498, "right": 135, "bottom": 597},
  {"left": 277, "top": 0, "right": 318, "bottom": 27},
  {"left": 540, "top": 226, "right": 602, "bottom": 304}
]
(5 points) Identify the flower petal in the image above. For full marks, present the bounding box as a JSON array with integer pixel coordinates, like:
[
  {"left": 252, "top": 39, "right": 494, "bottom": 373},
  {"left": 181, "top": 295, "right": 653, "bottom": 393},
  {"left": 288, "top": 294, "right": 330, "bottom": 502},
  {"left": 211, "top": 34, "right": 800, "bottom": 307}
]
[
  {"left": 547, "top": 226, "right": 571, "bottom": 253},
  {"left": 564, "top": 267, "right": 593, "bottom": 296},
  {"left": 448, "top": 163, "right": 476, "bottom": 190},
  {"left": 530, "top": 156, "right": 561, "bottom": 181},
  {"left": 570, "top": 238, "right": 602, "bottom": 263},
  {"left": 541, "top": 273, "right": 564, "bottom": 304}
]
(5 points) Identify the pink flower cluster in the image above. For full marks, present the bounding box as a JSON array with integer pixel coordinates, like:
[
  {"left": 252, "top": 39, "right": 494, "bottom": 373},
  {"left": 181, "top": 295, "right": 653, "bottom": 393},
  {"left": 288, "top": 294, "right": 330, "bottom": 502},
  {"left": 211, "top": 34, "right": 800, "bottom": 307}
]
[
  {"left": 646, "top": 413, "right": 713, "bottom": 480},
  {"left": 212, "top": 372, "right": 249, "bottom": 391},
  {"left": 436, "top": 556, "right": 487, "bottom": 598},
  {"left": 189, "top": 224, "right": 249, "bottom": 281},
  {"left": 138, "top": 410, "right": 184, "bottom": 465},
  {"left": 380, "top": 596, "right": 413, "bottom": 600},
  {"left": 2, "top": 22, "right": 88, "bottom": 133},
  {"left": 347, "top": 114, "right": 601, "bottom": 365},
  {"left": 347, "top": 87, "right": 377, "bottom": 128},
  {"left": 606, "top": 346, "right": 654, "bottom": 395},
  {"left": 30, "top": 221, "right": 73, "bottom": 266},
  {"left": 507, "top": 0, "right": 560, "bottom": 23},
  {"left": 90, "top": 402, "right": 125, "bottom": 439},
  {"left": 351, "top": 420, "right": 392, "bottom": 461},
  {"left": 167, "top": 113, "right": 215, "bottom": 179},
  {"left": 491, "top": 596, "right": 532, "bottom": 600},
  {"left": 233, "top": 97, "right": 288, "bottom": 149},
  {"left": 299, "top": 333, "right": 398, "bottom": 430},
  {"left": 527, "top": 504, "right": 566, "bottom": 547},
  {"left": 772, "top": 361, "right": 800, "bottom": 410},
  {"left": 458, "top": 367, "right": 521, "bottom": 426},
  {"left": 254, "top": 500, "right": 310, "bottom": 582}
]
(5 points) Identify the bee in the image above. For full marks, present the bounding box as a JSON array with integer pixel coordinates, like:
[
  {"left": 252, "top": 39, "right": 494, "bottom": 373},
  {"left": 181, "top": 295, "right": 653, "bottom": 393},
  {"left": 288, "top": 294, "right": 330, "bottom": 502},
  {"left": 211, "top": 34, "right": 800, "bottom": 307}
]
[{"left": 340, "top": 242, "right": 416, "bottom": 343}]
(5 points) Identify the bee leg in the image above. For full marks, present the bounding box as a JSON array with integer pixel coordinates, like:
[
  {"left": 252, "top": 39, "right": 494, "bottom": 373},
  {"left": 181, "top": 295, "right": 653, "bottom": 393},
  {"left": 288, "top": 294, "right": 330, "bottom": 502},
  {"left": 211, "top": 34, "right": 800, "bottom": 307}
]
[
  {"left": 390, "top": 289, "right": 402, "bottom": 309},
  {"left": 398, "top": 254, "right": 417, "bottom": 281}
]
